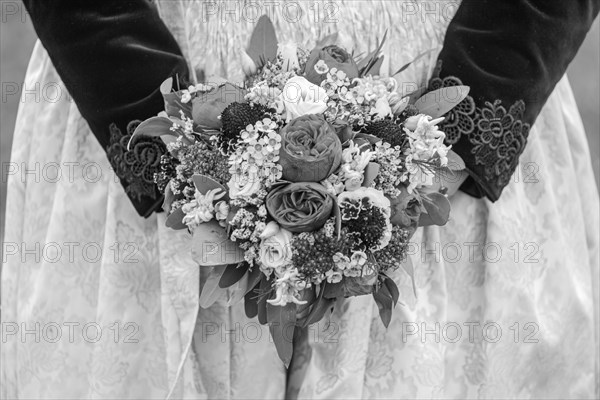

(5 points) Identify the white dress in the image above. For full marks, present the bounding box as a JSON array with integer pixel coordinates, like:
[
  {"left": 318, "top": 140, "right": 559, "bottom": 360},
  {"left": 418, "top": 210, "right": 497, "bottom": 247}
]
[{"left": 2, "top": 1, "right": 598, "bottom": 399}]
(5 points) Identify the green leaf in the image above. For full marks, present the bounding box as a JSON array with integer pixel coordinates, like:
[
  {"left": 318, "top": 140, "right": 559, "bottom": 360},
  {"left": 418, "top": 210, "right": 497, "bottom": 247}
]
[
  {"left": 332, "top": 196, "right": 342, "bottom": 240},
  {"left": 247, "top": 15, "right": 278, "bottom": 68},
  {"left": 257, "top": 277, "right": 271, "bottom": 325},
  {"left": 446, "top": 150, "right": 466, "bottom": 171},
  {"left": 244, "top": 266, "right": 263, "bottom": 296},
  {"left": 225, "top": 271, "right": 249, "bottom": 306},
  {"left": 372, "top": 285, "right": 394, "bottom": 328},
  {"left": 323, "top": 281, "right": 344, "bottom": 299},
  {"left": 165, "top": 207, "right": 187, "bottom": 230},
  {"left": 160, "top": 77, "right": 193, "bottom": 119},
  {"left": 362, "top": 162, "right": 380, "bottom": 188},
  {"left": 414, "top": 86, "right": 470, "bottom": 118},
  {"left": 392, "top": 49, "right": 436, "bottom": 76},
  {"left": 191, "top": 220, "right": 245, "bottom": 266},
  {"left": 219, "top": 262, "right": 250, "bottom": 288},
  {"left": 162, "top": 185, "right": 175, "bottom": 214},
  {"left": 421, "top": 192, "right": 451, "bottom": 226},
  {"left": 129, "top": 117, "right": 175, "bottom": 150},
  {"left": 199, "top": 265, "right": 228, "bottom": 308},
  {"left": 267, "top": 302, "right": 297, "bottom": 367},
  {"left": 192, "top": 174, "right": 227, "bottom": 197},
  {"left": 301, "top": 285, "right": 335, "bottom": 328},
  {"left": 244, "top": 286, "right": 260, "bottom": 319},
  {"left": 401, "top": 256, "right": 417, "bottom": 298},
  {"left": 367, "top": 55, "right": 385, "bottom": 76},
  {"left": 382, "top": 275, "right": 400, "bottom": 306},
  {"left": 357, "top": 30, "right": 388, "bottom": 76}
]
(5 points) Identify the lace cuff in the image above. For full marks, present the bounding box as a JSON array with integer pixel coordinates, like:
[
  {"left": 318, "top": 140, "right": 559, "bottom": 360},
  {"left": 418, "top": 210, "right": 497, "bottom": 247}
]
[
  {"left": 429, "top": 68, "right": 531, "bottom": 198},
  {"left": 431, "top": 0, "right": 598, "bottom": 201},
  {"left": 106, "top": 121, "right": 166, "bottom": 209}
]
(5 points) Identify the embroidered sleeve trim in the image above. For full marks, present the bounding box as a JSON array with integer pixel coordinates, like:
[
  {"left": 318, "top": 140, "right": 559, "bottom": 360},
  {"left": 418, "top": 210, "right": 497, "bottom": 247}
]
[
  {"left": 106, "top": 120, "right": 166, "bottom": 202},
  {"left": 429, "top": 67, "right": 531, "bottom": 191}
]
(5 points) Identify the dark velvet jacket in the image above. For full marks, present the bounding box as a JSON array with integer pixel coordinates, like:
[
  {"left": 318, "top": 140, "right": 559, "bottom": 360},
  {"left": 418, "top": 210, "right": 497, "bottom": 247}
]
[{"left": 23, "top": 0, "right": 599, "bottom": 217}]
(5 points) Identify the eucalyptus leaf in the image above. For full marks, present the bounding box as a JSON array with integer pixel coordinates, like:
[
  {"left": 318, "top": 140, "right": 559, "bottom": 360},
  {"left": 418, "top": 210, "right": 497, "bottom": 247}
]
[
  {"left": 363, "top": 162, "right": 381, "bottom": 188},
  {"left": 372, "top": 286, "right": 394, "bottom": 328},
  {"left": 267, "top": 302, "right": 297, "bottom": 367},
  {"left": 244, "top": 266, "right": 263, "bottom": 296},
  {"left": 332, "top": 197, "right": 342, "bottom": 240},
  {"left": 257, "top": 277, "right": 271, "bottom": 325},
  {"left": 414, "top": 86, "right": 470, "bottom": 118},
  {"left": 226, "top": 272, "right": 249, "bottom": 306},
  {"left": 160, "top": 77, "right": 193, "bottom": 119},
  {"left": 165, "top": 207, "right": 187, "bottom": 230},
  {"left": 382, "top": 275, "right": 400, "bottom": 306},
  {"left": 191, "top": 220, "right": 245, "bottom": 266},
  {"left": 446, "top": 149, "right": 466, "bottom": 171},
  {"left": 421, "top": 192, "right": 451, "bottom": 226},
  {"left": 302, "top": 292, "right": 335, "bottom": 328},
  {"left": 129, "top": 117, "right": 175, "bottom": 150},
  {"left": 219, "top": 262, "right": 250, "bottom": 288},
  {"left": 192, "top": 174, "right": 227, "bottom": 196},
  {"left": 247, "top": 15, "right": 278, "bottom": 68},
  {"left": 244, "top": 286, "right": 260, "bottom": 319},
  {"left": 401, "top": 256, "right": 417, "bottom": 298},
  {"left": 199, "top": 265, "right": 228, "bottom": 308},
  {"left": 162, "top": 185, "right": 175, "bottom": 214}
]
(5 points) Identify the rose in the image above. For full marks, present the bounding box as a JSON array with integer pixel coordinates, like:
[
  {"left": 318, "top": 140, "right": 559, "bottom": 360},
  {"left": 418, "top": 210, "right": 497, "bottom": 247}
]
[
  {"left": 259, "top": 221, "right": 294, "bottom": 269},
  {"left": 279, "top": 114, "right": 342, "bottom": 182},
  {"left": 304, "top": 45, "right": 360, "bottom": 85},
  {"left": 281, "top": 76, "right": 329, "bottom": 122},
  {"left": 228, "top": 164, "right": 262, "bottom": 199},
  {"left": 266, "top": 182, "right": 334, "bottom": 233},
  {"left": 192, "top": 83, "right": 246, "bottom": 130}
]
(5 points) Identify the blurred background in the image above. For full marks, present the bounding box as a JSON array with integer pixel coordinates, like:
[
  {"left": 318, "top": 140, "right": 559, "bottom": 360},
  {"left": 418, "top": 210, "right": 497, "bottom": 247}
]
[{"left": 1, "top": 7, "right": 599, "bottom": 244}]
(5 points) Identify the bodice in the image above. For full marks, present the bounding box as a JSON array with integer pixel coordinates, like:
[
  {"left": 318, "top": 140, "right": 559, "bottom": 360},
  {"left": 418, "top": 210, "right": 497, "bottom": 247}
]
[{"left": 156, "top": 0, "right": 460, "bottom": 88}]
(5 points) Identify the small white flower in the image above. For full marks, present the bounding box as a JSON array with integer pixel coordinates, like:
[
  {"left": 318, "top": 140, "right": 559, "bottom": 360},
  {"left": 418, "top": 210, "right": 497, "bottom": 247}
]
[{"left": 314, "top": 60, "right": 330, "bottom": 74}]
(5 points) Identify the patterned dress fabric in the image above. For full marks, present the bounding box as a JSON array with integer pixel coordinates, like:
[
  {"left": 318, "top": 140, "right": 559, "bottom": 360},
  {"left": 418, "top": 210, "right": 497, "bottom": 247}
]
[{"left": 2, "top": 1, "right": 598, "bottom": 399}]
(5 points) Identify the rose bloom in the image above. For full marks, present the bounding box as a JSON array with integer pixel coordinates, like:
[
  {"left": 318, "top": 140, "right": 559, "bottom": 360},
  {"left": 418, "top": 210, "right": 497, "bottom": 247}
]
[
  {"left": 279, "top": 114, "right": 342, "bottom": 182},
  {"left": 192, "top": 82, "right": 246, "bottom": 130},
  {"left": 228, "top": 164, "right": 262, "bottom": 199},
  {"left": 259, "top": 221, "right": 294, "bottom": 269},
  {"left": 304, "top": 45, "right": 359, "bottom": 85},
  {"left": 281, "top": 76, "right": 329, "bottom": 122},
  {"left": 266, "top": 182, "right": 334, "bottom": 233}
]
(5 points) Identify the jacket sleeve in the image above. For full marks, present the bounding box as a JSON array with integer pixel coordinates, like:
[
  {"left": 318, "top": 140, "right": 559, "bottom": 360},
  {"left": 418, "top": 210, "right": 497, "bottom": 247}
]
[
  {"left": 431, "top": 0, "right": 599, "bottom": 201},
  {"left": 23, "top": 0, "right": 190, "bottom": 217}
]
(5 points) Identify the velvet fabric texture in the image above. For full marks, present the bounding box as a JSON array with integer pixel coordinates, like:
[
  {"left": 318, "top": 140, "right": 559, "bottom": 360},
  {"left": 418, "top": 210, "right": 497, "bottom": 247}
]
[
  {"left": 23, "top": 0, "right": 189, "bottom": 217},
  {"left": 436, "top": 0, "right": 600, "bottom": 200}
]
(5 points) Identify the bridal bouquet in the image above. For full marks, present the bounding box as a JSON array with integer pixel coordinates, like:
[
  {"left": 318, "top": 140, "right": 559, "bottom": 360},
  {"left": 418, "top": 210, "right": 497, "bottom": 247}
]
[{"left": 133, "top": 16, "right": 468, "bottom": 364}]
